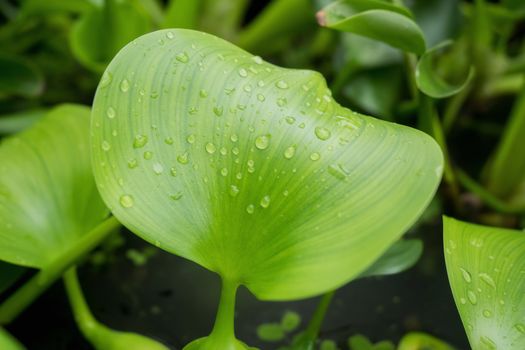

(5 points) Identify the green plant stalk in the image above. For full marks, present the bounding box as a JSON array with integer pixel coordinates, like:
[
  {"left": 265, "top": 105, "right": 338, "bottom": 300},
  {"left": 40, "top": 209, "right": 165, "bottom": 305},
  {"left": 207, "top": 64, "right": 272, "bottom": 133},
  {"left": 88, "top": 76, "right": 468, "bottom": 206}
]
[
  {"left": 209, "top": 279, "right": 239, "bottom": 345},
  {"left": 63, "top": 267, "right": 98, "bottom": 339},
  {"left": 443, "top": 82, "right": 472, "bottom": 134},
  {"left": 483, "top": 78, "right": 525, "bottom": 199},
  {"left": 0, "top": 216, "right": 120, "bottom": 324},
  {"left": 481, "top": 74, "right": 524, "bottom": 98},
  {"left": 405, "top": 53, "right": 419, "bottom": 102},
  {"left": 293, "top": 291, "right": 335, "bottom": 348},
  {"left": 236, "top": 0, "right": 314, "bottom": 53}
]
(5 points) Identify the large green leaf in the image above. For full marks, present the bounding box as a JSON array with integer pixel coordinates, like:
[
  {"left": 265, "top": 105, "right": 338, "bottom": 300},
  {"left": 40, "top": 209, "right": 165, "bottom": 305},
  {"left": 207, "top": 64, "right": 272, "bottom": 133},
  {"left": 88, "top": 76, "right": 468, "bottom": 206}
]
[
  {"left": 0, "top": 328, "right": 25, "bottom": 350},
  {"left": 92, "top": 28, "right": 442, "bottom": 299},
  {"left": 0, "top": 104, "right": 108, "bottom": 269},
  {"left": 444, "top": 217, "right": 525, "bottom": 349},
  {"left": 317, "top": 0, "right": 426, "bottom": 54}
]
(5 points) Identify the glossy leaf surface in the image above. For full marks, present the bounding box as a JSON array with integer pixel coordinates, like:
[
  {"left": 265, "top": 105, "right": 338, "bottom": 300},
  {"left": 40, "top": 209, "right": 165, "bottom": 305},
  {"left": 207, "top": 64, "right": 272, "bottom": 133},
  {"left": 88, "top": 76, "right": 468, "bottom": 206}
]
[
  {"left": 444, "top": 217, "right": 525, "bottom": 349},
  {"left": 317, "top": 0, "right": 426, "bottom": 54},
  {"left": 92, "top": 29, "right": 443, "bottom": 301},
  {"left": 359, "top": 239, "right": 422, "bottom": 278},
  {"left": 0, "top": 104, "right": 108, "bottom": 268}
]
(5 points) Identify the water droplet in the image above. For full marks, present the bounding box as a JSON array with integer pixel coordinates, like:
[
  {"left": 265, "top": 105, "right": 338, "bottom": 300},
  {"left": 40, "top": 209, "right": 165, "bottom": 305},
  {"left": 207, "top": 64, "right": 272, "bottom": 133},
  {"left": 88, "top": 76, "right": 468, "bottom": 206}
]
[
  {"left": 482, "top": 309, "right": 492, "bottom": 318},
  {"left": 144, "top": 151, "right": 153, "bottom": 160},
  {"left": 467, "top": 290, "right": 477, "bottom": 305},
  {"left": 315, "top": 127, "right": 331, "bottom": 141},
  {"left": 257, "top": 94, "right": 265, "bottom": 101},
  {"left": 120, "top": 195, "right": 134, "bottom": 208},
  {"left": 101, "top": 140, "right": 111, "bottom": 151},
  {"left": 460, "top": 297, "right": 467, "bottom": 305},
  {"left": 133, "top": 135, "right": 148, "bottom": 148},
  {"left": 310, "top": 152, "right": 321, "bottom": 161},
  {"left": 260, "top": 195, "right": 271, "bottom": 208},
  {"left": 186, "top": 134, "right": 196, "bottom": 144},
  {"left": 106, "top": 107, "right": 116, "bottom": 119},
  {"left": 205, "top": 142, "right": 216, "bottom": 154},
  {"left": 276, "top": 80, "right": 289, "bottom": 89},
  {"left": 220, "top": 147, "right": 227, "bottom": 156},
  {"left": 220, "top": 168, "right": 228, "bottom": 176},
  {"left": 213, "top": 106, "right": 223, "bottom": 116},
  {"left": 232, "top": 147, "right": 239, "bottom": 155},
  {"left": 153, "top": 163, "right": 164, "bottom": 175},
  {"left": 243, "top": 84, "right": 252, "bottom": 92},
  {"left": 170, "top": 167, "right": 177, "bottom": 177},
  {"left": 120, "top": 79, "right": 130, "bottom": 92},
  {"left": 165, "top": 137, "right": 174, "bottom": 145},
  {"left": 176, "top": 52, "right": 189, "bottom": 63},
  {"left": 100, "top": 71, "right": 113, "bottom": 88},
  {"left": 170, "top": 192, "right": 183, "bottom": 200},
  {"left": 128, "top": 159, "right": 138, "bottom": 169},
  {"left": 277, "top": 98, "right": 287, "bottom": 107},
  {"left": 238, "top": 68, "right": 248, "bottom": 77},
  {"left": 230, "top": 134, "right": 238, "bottom": 142},
  {"left": 460, "top": 268, "right": 472, "bottom": 283},
  {"left": 255, "top": 135, "right": 270, "bottom": 150},
  {"left": 177, "top": 152, "right": 189, "bottom": 164},
  {"left": 479, "top": 336, "right": 496, "bottom": 349},
  {"left": 328, "top": 163, "right": 350, "bottom": 180},
  {"left": 166, "top": 31, "right": 174, "bottom": 39},
  {"left": 479, "top": 273, "right": 496, "bottom": 288},
  {"left": 252, "top": 56, "right": 263, "bottom": 64},
  {"left": 284, "top": 146, "right": 296, "bottom": 159},
  {"left": 515, "top": 323, "right": 525, "bottom": 334},
  {"left": 285, "top": 116, "right": 296, "bottom": 124},
  {"left": 199, "top": 89, "right": 208, "bottom": 98},
  {"left": 229, "top": 185, "right": 239, "bottom": 197},
  {"left": 246, "top": 204, "right": 255, "bottom": 214}
]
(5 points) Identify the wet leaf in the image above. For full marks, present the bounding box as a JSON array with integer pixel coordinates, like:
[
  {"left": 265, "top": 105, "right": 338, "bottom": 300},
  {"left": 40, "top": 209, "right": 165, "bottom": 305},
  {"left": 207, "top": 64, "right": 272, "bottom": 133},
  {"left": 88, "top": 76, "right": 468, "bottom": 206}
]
[{"left": 444, "top": 217, "right": 525, "bottom": 350}]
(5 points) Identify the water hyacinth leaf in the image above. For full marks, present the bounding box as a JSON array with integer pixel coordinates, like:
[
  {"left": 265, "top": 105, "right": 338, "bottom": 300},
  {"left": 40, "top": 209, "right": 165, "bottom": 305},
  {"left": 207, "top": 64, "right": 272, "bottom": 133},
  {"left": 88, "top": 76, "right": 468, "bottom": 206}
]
[
  {"left": 92, "top": 28, "right": 442, "bottom": 300},
  {"left": 0, "top": 108, "right": 47, "bottom": 135},
  {"left": 397, "top": 332, "right": 454, "bottom": 350},
  {"left": 358, "top": 239, "right": 423, "bottom": 278},
  {"left": 0, "top": 55, "right": 44, "bottom": 98},
  {"left": 317, "top": 0, "right": 426, "bottom": 54},
  {"left": 415, "top": 41, "right": 474, "bottom": 99},
  {"left": 0, "top": 328, "right": 25, "bottom": 350},
  {"left": 443, "top": 217, "right": 525, "bottom": 350},
  {"left": 0, "top": 104, "right": 108, "bottom": 269},
  {"left": 70, "top": 0, "right": 151, "bottom": 72}
]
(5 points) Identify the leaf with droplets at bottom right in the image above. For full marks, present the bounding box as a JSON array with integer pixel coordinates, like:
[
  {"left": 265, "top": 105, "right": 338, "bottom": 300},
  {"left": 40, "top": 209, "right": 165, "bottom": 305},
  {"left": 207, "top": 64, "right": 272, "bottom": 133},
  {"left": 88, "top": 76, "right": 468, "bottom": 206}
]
[
  {"left": 444, "top": 217, "right": 525, "bottom": 349},
  {"left": 91, "top": 29, "right": 443, "bottom": 301}
]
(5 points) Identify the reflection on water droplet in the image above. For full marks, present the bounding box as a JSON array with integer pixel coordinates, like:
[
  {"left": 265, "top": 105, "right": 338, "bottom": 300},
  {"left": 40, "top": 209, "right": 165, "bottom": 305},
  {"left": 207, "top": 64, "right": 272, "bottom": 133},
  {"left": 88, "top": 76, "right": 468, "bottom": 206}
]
[
  {"left": 479, "top": 273, "right": 496, "bottom": 288},
  {"left": 276, "top": 80, "right": 289, "bottom": 89},
  {"left": 246, "top": 204, "right": 254, "bottom": 214},
  {"left": 205, "top": 142, "right": 216, "bottom": 154},
  {"left": 467, "top": 290, "right": 477, "bottom": 305},
  {"left": 255, "top": 135, "right": 270, "bottom": 150},
  {"left": 176, "top": 52, "right": 189, "bottom": 63},
  {"left": 120, "top": 195, "right": 134, "bottom": 208},
  {"left": 260, "top": 195, "right": 271, "bottom": 208},
  {"left": 252, "top": 56, "right": 263, "bottom": 64},
  {"left": 106, "top": 107, "right": 116, "bottom": 119},
  {"left": 315, "top": 127, "right": 331, "bottom": 141},
  {"left": 460, "top": 268, "right": 472, "bottom": 283},
  {"left": 229, "top": 185, "right": 239, "bottom": 197},
  {"left": 120, "top": 79, "right": 130, "bottom": 92},
  {"left": 166, "top": 31, "right": 174, "bottom": 39},
  {"left": 133, "top": 135, "right": 148, "bottom": 148},
  {"left": 153, "top": 163, "right": 164, "bottom": 175},
  {"left": 310, "top": 152, "right": 320, "bottom": 161},
  {"left": 284, "top": 146, "right": 296, "bottom": 159}
]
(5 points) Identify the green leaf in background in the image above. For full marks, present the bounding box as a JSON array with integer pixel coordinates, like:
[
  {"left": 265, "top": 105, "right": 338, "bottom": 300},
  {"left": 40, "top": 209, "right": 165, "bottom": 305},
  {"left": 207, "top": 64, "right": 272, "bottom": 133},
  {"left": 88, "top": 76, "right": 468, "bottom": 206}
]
[
  {"left": 415, "top": 41, "right": 474, "bottom": 99},
  {"left": 410, "top": 0, "right": 462, "bottom": 47},
  {"left": 91, "top": 29, "right": 443, "bottom": 348},
  {"left": 0, "top": 55, "right": 44, "bottom": 98},
  {"left": 0, "top": 104, "right": 108, "bottom": 268},
  {"left": 317, "top": 0, "right": 426, "bottom": 54},
  {"left": 0, "top": 108, "right": 47, "bottom": 135},
  {"left": 18, "top": 0, "right": 96, "bottom": 18},
  {"left": 70, "top": 0, "right": 151, "bottom": 72},
  {"left": 443, "top": 217, "right": 525, "bottom": 350},
  {"left": 397, "top": 332, "right": 455, "bottom": 350},
  {"left": 358, "top": 239, "right": 422, "bottom": 278},
  {"left": 348, "top": 334, "right": 395, "bottom": 350},
  {"left": 0, "top": 328, "right": 25, "bottom": 350}
]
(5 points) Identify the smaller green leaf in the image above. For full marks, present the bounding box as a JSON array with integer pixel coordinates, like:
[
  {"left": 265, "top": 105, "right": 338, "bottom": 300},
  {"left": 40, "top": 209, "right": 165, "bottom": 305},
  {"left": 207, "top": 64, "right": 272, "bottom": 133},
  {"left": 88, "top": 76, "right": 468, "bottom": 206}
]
[
  {"left": 317, "top": 0, "right": 426, "bottom": 54},
  {"left": 444, "top": 217, "right": 525, "bottom": 350},
  {"left": 397, "top": 332, "right": 454, "bottom": 350},
  {"left": 281, "top": 311, "right": 301, "bottom": 333},
  {"left": 257, "top": 323, "right": 286, "bottom": 342},
  {"left": 0, "top": 108, "right": 46, "bottom": 135},
  {"left": 0, "top": 328, "right": 25, "bottom": 350},
  {"left": 348, "top": 334, "right": 373, "bottom": 350},
  {"left": 415, "top": 41, "right": 474, "bottom": 98},
  {"left": 359, "top": 239, "right": 422, "bottom": 278},
  {"left": 320, "top": 339, "right": 338, "bottom": 350},
  {"left": 0, "top": 55, "right": 44, "bottom": 98}
]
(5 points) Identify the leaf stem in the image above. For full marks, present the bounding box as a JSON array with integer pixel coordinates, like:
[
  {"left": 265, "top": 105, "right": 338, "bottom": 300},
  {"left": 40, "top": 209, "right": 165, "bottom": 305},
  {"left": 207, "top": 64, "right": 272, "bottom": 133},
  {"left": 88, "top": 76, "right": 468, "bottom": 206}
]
[
  {"left": 293, "top": 291, "right": 335, "bottom": 348},
  {"left": 0, "top": 216, "right": 121, "bottom": 324},
  {"left": 209, "top": 278, "right": 239, "bottom": 344}
]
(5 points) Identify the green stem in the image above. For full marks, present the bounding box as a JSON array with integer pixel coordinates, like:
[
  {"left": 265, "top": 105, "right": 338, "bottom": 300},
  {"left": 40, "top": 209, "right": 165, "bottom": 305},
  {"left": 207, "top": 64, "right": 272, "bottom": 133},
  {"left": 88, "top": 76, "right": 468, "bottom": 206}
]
[
  {"left": 0, "top": 216, "right": 120, "bottom": 325},
  {"left": 63, "top": 267, "right": 99, "bottom": 339},
  {"left": 297, "top": 291, "right": 335, "bottom": 347},
  {"left": 443, "top": 82, "right": 471, "bottom": 134},
  {"left": 404, "top": 53, "right": 419, "bottom": 102},
  {"left": 209, "top": 278, "right": 239, "bottom": 344}
]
